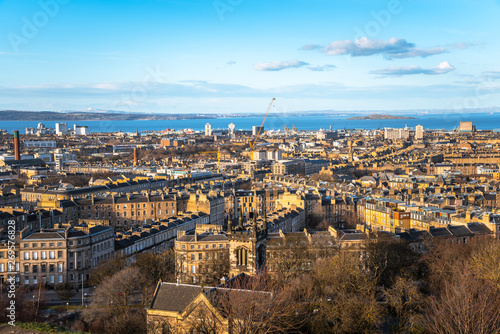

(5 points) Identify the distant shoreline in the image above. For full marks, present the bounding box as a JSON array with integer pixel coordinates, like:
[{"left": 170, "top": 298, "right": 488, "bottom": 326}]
[
  {"left": 0, "top": 110, "right": 219, "bottom": 121},
  {"left": 347, "top": 114, "right": 416, "bottom": 120}
]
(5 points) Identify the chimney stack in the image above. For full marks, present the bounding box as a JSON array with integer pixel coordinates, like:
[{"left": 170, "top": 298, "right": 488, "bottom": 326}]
[
  {"left": 14, "top": 131, "right": 20, "bottom": 160},
  {"left": 133, "top": 148, "right": 138, "bottom": 166}
]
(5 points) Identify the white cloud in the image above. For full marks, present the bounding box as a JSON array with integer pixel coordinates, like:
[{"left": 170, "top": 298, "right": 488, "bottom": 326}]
[
  {"left": 303, "top": 37, "right": 471, "bottom": 60},
  {"left": 254, "top": 60, "right": 310, "bottom": 71},
  {"left": 371, "top": 61, "right": 455, "bottom": 77},
  {"left": 300, "top": 44, "right": 322, "bottom": 50},
  {"left": 307, "top": 64, "right": 337, "bottom": 72}
]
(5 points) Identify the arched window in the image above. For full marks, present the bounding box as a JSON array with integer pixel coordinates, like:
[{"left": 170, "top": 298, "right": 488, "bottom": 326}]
[{"left": 237, "top": 248, "right": 248, "bottom": 266}]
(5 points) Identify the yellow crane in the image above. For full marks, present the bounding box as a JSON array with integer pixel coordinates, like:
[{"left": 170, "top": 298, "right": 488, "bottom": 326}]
[
  {"left": 199, "top": 147, "right": 221, "bottom": 166},
  {"left": 249, "top": 98, "right": 275, "bottom": 160}
]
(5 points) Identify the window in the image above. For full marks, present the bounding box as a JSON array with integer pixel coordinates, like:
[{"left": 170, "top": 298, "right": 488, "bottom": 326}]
[
  {"left": 32, "top": 252, "right": 38, "bottom": 260},
  {"left": 41, "top": 251, "right": 46, "bottom": 260},
  {"left": 49, "top": 243, "right": 54, "bottom": 247},
  {"left": 69, "top": 274, "right": 74, "bottom": 282},
  {"left": 32, "top": 243, "right": 37, "bottom": 247},
  {"left": 237, "top": 248, "right": 248, "bottom": 266},
  {"left": 199, "top": 253, "right": 203, "bottom": 260},
  {"left": 191, "top": 254, "right": 195, "bottom": 261},
  {"left": 33, "top": 276, "right": 37, "bottom": 284},
  {"left": 181, "top": 245, "right": 185, "bottom": 250},
  {"left": 23, "top": 244, "right": 28, "bottom": 248},
  {"left": 58, "top": 275, "right": 63, "bottom": 283},
  {"left": 24, "top": 265, "right": 29, "bottom": 273},
  {"left": 23, "top": 252, "right": 29, "bottom": 260},
  {"left": 50, "top": 275, "right": 54, "bottom": 284},
  {"left": 57, "top": 242, "right": 62, "bottom": 247},
  {"left": 58, "top": 251, "right": 63, "bottom": 259},
  {"left": 49, "top": 264, "right": 54, "bottom": 272},
  {"left": 0, "top": 264, "right": 4, "bottom": 272},
  {"left": 191, "top": 265, "right": 196, "bottom": 273},
  {"left": 69, "top": 263, "right": 74, "bottom": 270},
  {"left": 33, "top": 265, "right": 38, "bottom": 273},
  {"left": 116, "top": 205, "right": 120, "bottom": 209}
]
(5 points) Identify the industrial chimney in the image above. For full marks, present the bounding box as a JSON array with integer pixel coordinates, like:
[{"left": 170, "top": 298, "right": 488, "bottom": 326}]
[
  {"left": 133, "top": 147, "right": 138, "bottom": 166},
  {"left": 14, "top": 131, "right": 20, "bottom": 160}
]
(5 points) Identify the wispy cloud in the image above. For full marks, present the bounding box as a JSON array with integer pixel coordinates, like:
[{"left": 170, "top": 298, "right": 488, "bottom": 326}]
[
  {"left": 371, "top": 61, "right": 455, "bottom": 77},
  {"left": 307, "top": 64, "right": 337, "bottom": 72},
  {"left": 483, "top": 70, "right": 500, "bottom": 79},
  {"left": 254, "top": 60, "right": 336, "bottom": 72},
  {"left": 254, "top": 60, "right": 310, "bottom": 71},
  {"left": 302, "top": 37, "right": 472, "bottom": 60},
  {"left": 227, "top": 61, "right": 236, "bottom": 66},
  {"left": 300, "top": 44, "right": 322, "bottom": 51}
]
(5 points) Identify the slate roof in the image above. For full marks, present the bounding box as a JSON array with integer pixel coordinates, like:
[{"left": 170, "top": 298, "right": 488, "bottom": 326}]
[{"left": 150, "top": 283, "right": 213, "bottom": 312}]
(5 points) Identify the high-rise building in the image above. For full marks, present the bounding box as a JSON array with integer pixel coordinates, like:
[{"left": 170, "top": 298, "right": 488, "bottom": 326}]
[
  {"left": 74, "top": 125, "right": 88, "bottom": 136},
  {"left": 459, "top": 121, "right": 475, "bottom": 133},
  {"left": 228, "top": 123, "right": 235, "bottom": 135},
  {"left": 252, "top": 126, "right": 264, "bottom": 136},
  {"left": 205, "top": 123, "right": 212, "bottom": 136},
  {"left": 384, "top": 128, "right": 410, "bottom": 140},
  {"left": 55, "top": 123, "right": 68, "bottom": 135},
  {"left": 415, "top": 125, "right": 424, "bottom": 140}
]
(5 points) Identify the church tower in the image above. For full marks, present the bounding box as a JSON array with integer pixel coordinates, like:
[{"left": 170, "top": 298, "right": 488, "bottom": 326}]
[{"left": 227, "top": 193, "right": 267, "bottom": 277}]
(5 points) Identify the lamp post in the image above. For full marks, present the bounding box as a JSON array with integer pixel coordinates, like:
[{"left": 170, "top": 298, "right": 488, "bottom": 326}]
[{"left": 81, "top": 274, "right": 84, "bottom": 306}]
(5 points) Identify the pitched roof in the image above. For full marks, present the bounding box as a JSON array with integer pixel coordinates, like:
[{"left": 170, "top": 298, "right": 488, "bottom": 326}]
[{"left": 150, "top": 282, "right": 212, "bottom": 313}]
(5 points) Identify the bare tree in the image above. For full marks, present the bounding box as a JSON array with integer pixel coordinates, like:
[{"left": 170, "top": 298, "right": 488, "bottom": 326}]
[
  {"left": 426, "top": 270, "right": 500, "bottom": 334},
  {"left": 211, "top": 274, "right": 305, "bottom": 333},
  {"left": 469, "top": 238, "right": 500, "bottom": 289},
  {"left": 89, "top": 253, "right": 127, "bottom": 286},
  {"left": 384, "top": 275, "right": 427, "bottom": 333},
  {"left": 306, "top": 252, "right": 383, "bottom": 334},
  {"left": 55, "top": 282, "right": 77, "bottom": 305}
]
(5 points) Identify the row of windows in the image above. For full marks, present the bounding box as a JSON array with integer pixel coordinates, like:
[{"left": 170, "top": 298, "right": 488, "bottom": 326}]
[
  {"left": 25, "top": 275, "right": 63, "bottom": 285},
  {"left": 187, "top": 252, "right": 228, "bottom": 261},
  {"left": 23, "top": 242, "right": 63, "bottom": 248},
  {"left": 180, "top": 243, "right": 228, "bottom": 250},
  {"left": 23, "top": 251, "right": 62, "bottom": 260},
  {"left": 23, "top": 263, "right": 63, "bottom": 273},
  {"left": 93, "top": 240, "right": 112, "bottom": 253}
]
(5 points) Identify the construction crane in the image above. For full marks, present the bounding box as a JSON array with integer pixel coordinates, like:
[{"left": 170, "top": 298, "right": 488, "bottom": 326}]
[
  {"left": 199, "top": 147, "right": 221, "bottom": 166},
  {"left": 249, "top": 98, "right": 276, "bottom": 160},
  {"left": 284, "top": 124, "right": 289, "bottom": 132}
]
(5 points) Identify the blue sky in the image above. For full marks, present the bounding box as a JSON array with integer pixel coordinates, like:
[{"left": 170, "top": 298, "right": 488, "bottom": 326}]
[{"left": 0, "top": 0, "right": 499, "bottom": 114}]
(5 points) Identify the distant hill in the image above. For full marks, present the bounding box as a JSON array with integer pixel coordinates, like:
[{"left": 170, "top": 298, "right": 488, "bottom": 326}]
[
  {"left": 347, "top": 114, "right": 416, "bottom": 120},
  {"left": 0, "top": 110, "right": 218, "bottom": 121}
]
